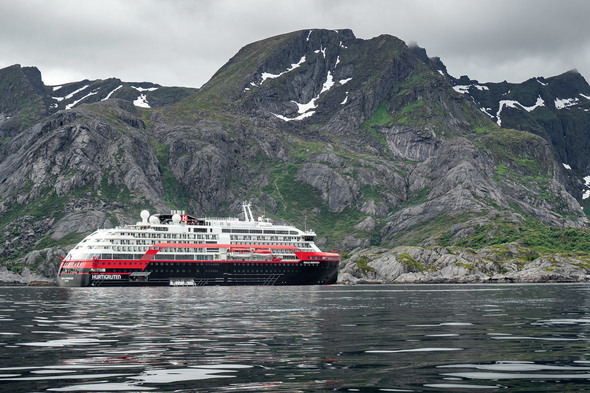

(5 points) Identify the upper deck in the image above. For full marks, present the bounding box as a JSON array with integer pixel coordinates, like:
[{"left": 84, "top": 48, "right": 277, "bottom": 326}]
[{"left": 65, "top": 203, "right": 320, "bottom": 262}]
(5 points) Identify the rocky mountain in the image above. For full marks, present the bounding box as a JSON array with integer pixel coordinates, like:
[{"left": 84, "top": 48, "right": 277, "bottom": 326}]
[
  {"left": 0, "top": 64, "right": 196, "bottom": 139},
  {"left": 449, "top": 70, "right": 590, "bottom": 207},
  {"left": 1, "top": 29, "right": 590, "bottom": 284}
]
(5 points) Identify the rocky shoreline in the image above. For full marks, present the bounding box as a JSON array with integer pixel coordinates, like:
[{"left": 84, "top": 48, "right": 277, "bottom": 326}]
[
  {"left": 337, "top": 244, "right": 590, "bottom": 284},
  {"left": 3, "top": 242, "right": 590, "bottom": 286},
  {"left": 0, "top": 266, "right": 53, "bottom": 286}
]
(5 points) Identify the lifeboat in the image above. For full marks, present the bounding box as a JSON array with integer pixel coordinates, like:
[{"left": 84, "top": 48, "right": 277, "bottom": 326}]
[{"left": 228, "top": 247, "right": 253, "bottom": 258}]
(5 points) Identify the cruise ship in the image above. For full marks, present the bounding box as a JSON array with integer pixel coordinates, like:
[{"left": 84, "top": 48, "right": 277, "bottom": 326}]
[{"left": 57, "top": 203, "right": 339, "bottom": 287}]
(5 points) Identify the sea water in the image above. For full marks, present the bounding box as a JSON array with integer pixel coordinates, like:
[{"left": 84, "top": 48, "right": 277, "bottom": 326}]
[{"left": 1, "top": 284, "right": 590, "bottom": 392}]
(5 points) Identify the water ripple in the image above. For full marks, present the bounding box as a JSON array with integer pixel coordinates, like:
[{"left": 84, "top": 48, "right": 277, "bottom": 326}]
[{"left": 2, "top": 284, "right": 590, "bottom": 392}]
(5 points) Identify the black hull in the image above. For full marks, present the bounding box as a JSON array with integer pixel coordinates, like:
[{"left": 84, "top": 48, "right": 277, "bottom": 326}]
[{"left": 57, "top": 261, "right": 338, "bottom": 287}]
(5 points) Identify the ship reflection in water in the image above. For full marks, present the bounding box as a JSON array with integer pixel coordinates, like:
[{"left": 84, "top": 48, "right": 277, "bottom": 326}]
[{"left": 1, "top": 284, "right": 590, "bottom": 391}]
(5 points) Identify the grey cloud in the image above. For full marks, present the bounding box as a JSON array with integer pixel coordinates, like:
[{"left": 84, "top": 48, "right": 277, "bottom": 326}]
[{"left": 0, "top": 0, "right": 588, "bottom": 87}]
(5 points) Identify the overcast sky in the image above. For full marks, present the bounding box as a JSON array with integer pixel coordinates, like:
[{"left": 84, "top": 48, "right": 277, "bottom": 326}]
[{"left": 1, "top": 0, "right": 589, "bottom": 88}]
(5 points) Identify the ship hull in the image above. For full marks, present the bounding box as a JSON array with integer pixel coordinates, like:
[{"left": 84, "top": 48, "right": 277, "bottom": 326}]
[
  {"left": 57, "top": 260, "right": 338, "bottom": 287},
  {"left": 56, "top": 272, "right": 92, "bottom": 287}
]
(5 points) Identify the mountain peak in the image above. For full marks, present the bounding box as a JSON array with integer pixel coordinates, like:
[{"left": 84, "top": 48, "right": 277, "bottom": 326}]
[
  {"left": 0, "top": 64, "right": 48, "bottom": 137},
  {"left": 194, "top": 28, "right": 433, "bottom": 128},
  {"left": 0, "top": 64, "right": 45, "bottom": 113}
]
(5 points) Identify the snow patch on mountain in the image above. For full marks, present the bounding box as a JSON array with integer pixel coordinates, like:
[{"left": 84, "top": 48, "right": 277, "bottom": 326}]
[
  {"left": 496, "top": 101, "right": 518, "bottom": 126},
  {"left": 132, "top": 85, "right": 158, "bottom": 92},
  {"left": 272, "top": 71, "right": 338, "bottom": 121},
  {"left": 555, "top": 94, "right": 590, "bottom": 109},
  {"left": 453, "top": 85, "right": 469, "bottom": 94},
  {"left": 321, "top": 72, "right": 334, "bottom": 93},
  {"left": 261, "top": 56, "right": 306, "bottom": 84},
  {"left": 294, "top": 98, "right": 317, "bottom": 114},
  {"left": 272, "top": 96, "right": 317, "bottom": 122},
  {"left": 453, "top": 84, "right": 489, "bottom": 94},
  {"left": 563, "top": 163, "right": 572, "bottom": 170},
  {"left": 480, "top": 107, "right": 494, "bottom": 119},
  {"left": 496, "top": 96, "right": 545, "bottom": 126},
  {"left": 102, "top": 85, "right": 122, "bottom": 101},
  {"left": 314, "top": 47, "right": 327, "bottom": 58},
  {"left": 522, "top": 96, "right": 545, "bottom": 112},
  {"left": 341, "top": 92, "right": 349, "bottom": 105},
  {"left": 583, "top": 176, "right": 590, "bottom": 200},
  {"left": 52, "top": 84, "right": 89, "bottom": 102},
  {"left": 555, "top": 97, "right": 579, "bottom": 109},
  {"left": 66, "top": 90, "right": 98, "bottom": 110},
  {"left": 273, "top": 111, "right": 315, "bottom": 122},
  {"left": 133, "top": 94, "right": 150, "bottom": 108}
]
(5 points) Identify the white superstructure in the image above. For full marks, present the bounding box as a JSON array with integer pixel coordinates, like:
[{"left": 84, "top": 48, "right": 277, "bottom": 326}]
[{"left": 64, "top": 203, "right": 319, "bottom": 262}]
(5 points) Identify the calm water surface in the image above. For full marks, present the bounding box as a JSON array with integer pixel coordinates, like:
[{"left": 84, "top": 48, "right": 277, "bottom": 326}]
[{"left": 1, "top": 284, "right": 590, "bottom": 392}]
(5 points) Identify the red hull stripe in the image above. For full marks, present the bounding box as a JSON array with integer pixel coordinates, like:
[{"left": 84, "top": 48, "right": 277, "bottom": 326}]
[
  {"left": 138, "top": 243, "right": 339, "bottom": 262},
  {"left": 139, "top": 242, "right": 301, "bottom": 261},
  {"left": 59, "top": 243, "right": 340, "bottom": 272}
]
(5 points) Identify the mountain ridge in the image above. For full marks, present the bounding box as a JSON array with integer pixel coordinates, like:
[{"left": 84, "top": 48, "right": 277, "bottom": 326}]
[{"left": 450, "top": 68, "right": 590, "bottom": 207}]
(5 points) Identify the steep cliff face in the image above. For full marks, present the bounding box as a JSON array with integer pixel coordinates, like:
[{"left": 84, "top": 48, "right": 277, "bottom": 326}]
[
  {"left": 0, "top": 29, "right": 589, "bottom": 283},
  {"left": 0, "top": 65, "right": 48, "bottom": 138},
  {"left": 0, "top": 99, "right": 170, "bottom": 277},
  {"left": 0, "top": 100, "right": 163, "bottom": 205},
  {"left": 451, "top": 70, "right": 590, "bottom": 207}
]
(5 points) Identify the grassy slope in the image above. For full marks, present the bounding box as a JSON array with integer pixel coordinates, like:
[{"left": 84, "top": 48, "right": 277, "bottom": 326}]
[{"left": 159, "top": 32, "right": 588, "bottom": 256}]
